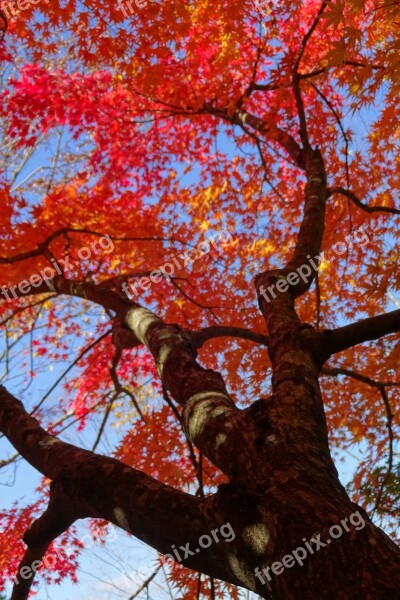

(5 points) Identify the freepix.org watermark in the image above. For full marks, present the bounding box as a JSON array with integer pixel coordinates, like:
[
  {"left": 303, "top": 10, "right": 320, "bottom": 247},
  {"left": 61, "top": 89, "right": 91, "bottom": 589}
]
[
  {"left": 13, "top": 523, "right": 117, "bottom": 586},
  {"left": 161, "top": 522, "right": 235, "bottom": 565},
  {"left": 117, "top": 0, "right": 157, "bottom": 16},
  {"left": 259, "top": 226, "right": 369, "bottom": 303},
  {"left": 12, "top": 522, "right": 235, "bottom": 586},
  {"left": 1, "top": 235, "right": 114, "bottom": 302},
  {"left": 254, "top": 510, "right": 366, "bottom": 585},
  {"left": 121, "top": 228, "right": 234, "bottom": 299},
  {"left": 0, "top": 0, "right": 49, "bottom": 21}
]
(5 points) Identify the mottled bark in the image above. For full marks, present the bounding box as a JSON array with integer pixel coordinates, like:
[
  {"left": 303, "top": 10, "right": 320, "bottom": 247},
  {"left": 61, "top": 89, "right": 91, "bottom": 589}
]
[
  {"left": 246, "top": 144, "right": 400, "bottom": 598},
  {"left": 0, "top": 387, "right": 253, "bottom": 599},
  {"left": 1, "top": 148, "right": 399, "bottom": 599}
]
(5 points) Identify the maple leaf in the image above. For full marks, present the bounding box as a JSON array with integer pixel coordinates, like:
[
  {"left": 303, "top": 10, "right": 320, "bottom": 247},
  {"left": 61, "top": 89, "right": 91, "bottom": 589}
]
[{"left": 0, "top": 0, "right": 399, "bottom": 598}]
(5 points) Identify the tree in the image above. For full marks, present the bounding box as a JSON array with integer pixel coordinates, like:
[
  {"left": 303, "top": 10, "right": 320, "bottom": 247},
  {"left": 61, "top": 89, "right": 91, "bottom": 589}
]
[{"left": 0, "top": 0, "right": 399, "bottom": 598}]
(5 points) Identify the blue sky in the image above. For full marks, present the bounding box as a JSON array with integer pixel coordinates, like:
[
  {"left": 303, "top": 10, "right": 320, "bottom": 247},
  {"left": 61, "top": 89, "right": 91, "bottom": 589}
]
[
  {"left": 0, "top": 13, "right": 398, "bottom": 597},
  {"left": 0, "top": 120, "right": 395, "bottom": 600}
]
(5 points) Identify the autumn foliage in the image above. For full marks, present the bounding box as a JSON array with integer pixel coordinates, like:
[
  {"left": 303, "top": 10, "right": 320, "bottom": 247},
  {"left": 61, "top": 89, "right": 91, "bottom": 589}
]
[{"left": 0, "top": 0, "right": 399, "bottom": 598}]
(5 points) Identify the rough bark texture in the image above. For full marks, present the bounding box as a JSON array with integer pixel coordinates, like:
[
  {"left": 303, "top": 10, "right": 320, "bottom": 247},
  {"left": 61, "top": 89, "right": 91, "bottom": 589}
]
[{"left": 1, "top": 148, "right": 399, "bottom": 599}]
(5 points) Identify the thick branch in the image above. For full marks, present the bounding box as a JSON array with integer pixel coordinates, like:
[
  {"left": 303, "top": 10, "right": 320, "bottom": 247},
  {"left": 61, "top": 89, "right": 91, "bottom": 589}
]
[
  {"left": 233, "top": 110, "right": 304, "bottom": 169},
  {"left": 0, "top": 386, "right": 243, "bottom": 589},
  {"left": 2, "top": 278, "right": 252, "bottom": 476},
  {"left": 0, "top": 384, "right": 90, "bottom": 479},
  {"left": 123, "top": 307, "right": 255, "bottom": 477},
  {"left": 286, "top": 149, "right": 327, "bottom": 279},
  {"left": 127, "top": 566, "right": 162, "bottom": 600},
  {"left": 0, "top": 275, "right": 135, "bottom": 316},
  {"left": 250, "top": 147, "right": 333, "bottom": 471},
  {"left": 255, "top": 147, "right": 328, "bottom": 311},
  {"left": 317, "top": 309, "right": 400, "bottom": 360}
]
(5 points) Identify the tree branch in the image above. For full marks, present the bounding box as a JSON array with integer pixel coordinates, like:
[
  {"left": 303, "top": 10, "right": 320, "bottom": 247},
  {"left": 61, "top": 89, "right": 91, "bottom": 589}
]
[
  {"left": 372, "top": 386, "right": 394, "bottom": 517},
  {"left": 0, "top": 228, "right": 196, "bottom": 266},
  {"left": 1, "top": 278, "right": 253, "bottom": 476},
  {"left": 317, "top": 309, "right": 400, "bottom": 360},
  {"left": 31, "top": 328, "right": 112, "bottom": 415},
  {"left": 190, "top": 326, "right": 269, "bottom": 349},
  {"left": 292, "top": 2, "right": 327, "bottom": 150},
  {"left": 201, "top": 103, "right": 304, "bottom": 169},
  {"left": 255, "top": 147, "right": 328, "bottom": 311},
  {"left": 0, "top": 386, "right": 243, "bottom": 590},
  {"left": 11, "top": 481, "right": 78, "bottom": 600},
  {"left": 328, "top": 187, "right": 400, "bottom": 215},
  {"left": 123, "top": 306, "right": 255, "bottom": 477},
  {"left": 127, "top": 565, "right": 162, "bottom": 600},
  {"left": 321, "top": 368, "right": 396, "bottom": 518},
  {"left": 321, "top": 366, "right": 400, "bottom": 388}
]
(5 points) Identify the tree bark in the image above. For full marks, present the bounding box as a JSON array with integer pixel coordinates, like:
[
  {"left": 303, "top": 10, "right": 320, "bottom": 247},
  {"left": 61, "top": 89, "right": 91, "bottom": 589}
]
[{"left": 0, "top": 113, "right": 399, "bottom": 600}]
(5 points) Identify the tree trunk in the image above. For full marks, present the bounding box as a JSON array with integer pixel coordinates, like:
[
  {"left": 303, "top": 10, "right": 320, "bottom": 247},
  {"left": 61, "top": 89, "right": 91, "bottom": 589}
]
[
  {"left": 212, "top": 414, "right": 400, "bottom": 599},
  {"left": 1, "top": 148, "right": 399, "bottom": 600}
]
